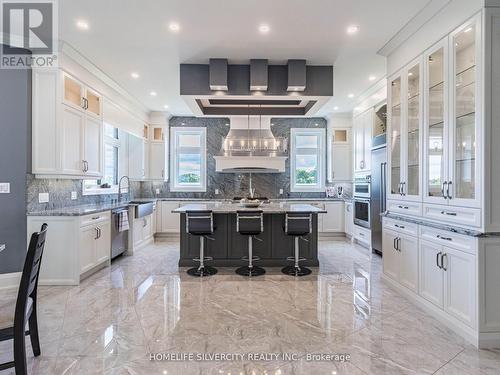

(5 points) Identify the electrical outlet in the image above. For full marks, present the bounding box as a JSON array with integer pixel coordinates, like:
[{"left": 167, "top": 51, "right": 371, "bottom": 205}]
[
  {"left": 155, "top": 188, "right": 160, "bottom": 195},
  {"left": 215, "top": 189, "right": 219, "bottom": 195},
  {"left": 0, "top": 183, "right": 10, "bottom": 194},
  {"left": 38, "top": 192, "right": 49, "bottom": 203},
  {"left": 279, "top": 189, "right": 283, "bottom": 195},
  {"left": 71, "top": 191, "right": 77, "bottom": 200}
]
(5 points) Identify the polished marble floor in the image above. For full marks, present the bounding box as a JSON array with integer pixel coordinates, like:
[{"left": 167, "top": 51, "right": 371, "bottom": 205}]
[{"left": 1, "top": 238, "right": 499, "bottom": 374}]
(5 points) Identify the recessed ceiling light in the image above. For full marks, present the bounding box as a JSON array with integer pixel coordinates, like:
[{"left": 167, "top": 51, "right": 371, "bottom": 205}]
[
  {"left": 333, "top": 106, "right": 339, "bottom": 111},
  {"left": 369, "top": 75, "right": 376, "bottom": 81},
  {"left": 258, "top": 24, "right": 270, "bottom": 34},
  {"left": 354, "top": 106, "right": 361, "bottom": 111},
  {"left": 150, "top": 91, "right": 157, "bottom": 96},
  {"left": 346, "top": 25, "right": 359, "bottom": 35},
  {"left": 408, "top": 72, "right": 413, "bottom": 76},
  {"left": 163, "top": 105, "right": 169, "bottom": 109},
  {"left": 130, "top": 72, "right": 139, "bottom": 79},
  {"left": 348, "top": 93, "right": 355, "bottom": 98},
  {"left": 76, "top": 20, "right": 89, "bottom": 30},
  {"left": 168, "top": 22, "right": 180, "bottom": 32}
]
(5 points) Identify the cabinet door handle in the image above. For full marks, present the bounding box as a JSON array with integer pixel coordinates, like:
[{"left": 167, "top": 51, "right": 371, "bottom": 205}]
[
  {"left": 397, "top": 237, "right": 401, "bottom": 252},
  {"left": 393, "top": 237, "right": 397, "bottom": 250},
  {"left": 95, "top": 227, "right": 99, "bottom": 240},
  {"left": 436, "top": 251, "right": 442, "bottom": 269},
  {"left": 401, "top": 182, "right": 406, "bottom": 196},
  {"left": 442, "top": 181, "right": 448, "bottom": 199},
  {"left": 437, "top": 234, "right": 452, "bottom": 241},
  {"left": 446, "top": 181, "right": 452, "bottom": 200},
  {"left": 441, "top": 253, "right": 448, "bottom": 271}
]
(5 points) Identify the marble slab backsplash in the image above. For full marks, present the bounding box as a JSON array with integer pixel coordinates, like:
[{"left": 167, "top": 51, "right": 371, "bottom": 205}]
[
  {"left": 140, "top": 116, "right": 352, "bottom": 200},
  {"left": 26, "top": 174, "right": 141, "bottom": 212}
]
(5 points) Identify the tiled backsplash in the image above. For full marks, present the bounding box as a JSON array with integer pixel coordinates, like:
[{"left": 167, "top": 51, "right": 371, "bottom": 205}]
[{"left": 26, "top": 174, "right": 141, "bottom": 212}]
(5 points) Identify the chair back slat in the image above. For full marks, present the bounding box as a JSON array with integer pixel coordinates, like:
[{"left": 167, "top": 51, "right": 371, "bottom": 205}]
[{"left": 14, "top": 224, "right": 48, "bottom": 328}]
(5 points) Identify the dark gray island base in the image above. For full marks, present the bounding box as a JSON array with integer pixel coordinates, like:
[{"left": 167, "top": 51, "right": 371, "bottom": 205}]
[{"left": 174, "top": 203, "right": 325, "bottom": 267}]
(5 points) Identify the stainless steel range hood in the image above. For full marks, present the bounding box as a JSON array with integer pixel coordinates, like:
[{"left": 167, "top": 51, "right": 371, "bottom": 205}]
[{"left": 214, "top": 116, "right": 287, "bottom": 173}]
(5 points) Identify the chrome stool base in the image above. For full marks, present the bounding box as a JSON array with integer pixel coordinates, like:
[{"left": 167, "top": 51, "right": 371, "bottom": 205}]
[
  {"left": 281, "top": 265, "right": 312, "bottom": 277},
  {"left": 187, "top": 265, "right": 218, "bottom": 277},
  {"left": 235, "top": 265, "right": 266, "bottom": 277}
]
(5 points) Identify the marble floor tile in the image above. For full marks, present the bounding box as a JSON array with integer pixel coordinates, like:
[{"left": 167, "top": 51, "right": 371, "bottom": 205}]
[{"left": 1, "top": 238, "right": 499, "bottom": 375}]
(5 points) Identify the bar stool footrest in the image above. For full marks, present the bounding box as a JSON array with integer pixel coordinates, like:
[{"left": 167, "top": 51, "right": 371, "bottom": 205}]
[
  {"left": 241, "top": 255, "right": 261, "bottom": 261},
  {"left": 285, "top": 256, "right": 307, "bottom": 262},
  {"left": 235, "top": 265, "right": 266, "bottom": 277},
  {"left": 193, "top": 256, "right": 214, "bottom": 262}
]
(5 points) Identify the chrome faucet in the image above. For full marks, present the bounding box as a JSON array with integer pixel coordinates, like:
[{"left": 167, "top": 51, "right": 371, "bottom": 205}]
[
  {"left": 248, "top": 173, "right": 255, "bottom": 198},
  {"left": 118, "top": 176, "right": 130, "bottom": 202}
]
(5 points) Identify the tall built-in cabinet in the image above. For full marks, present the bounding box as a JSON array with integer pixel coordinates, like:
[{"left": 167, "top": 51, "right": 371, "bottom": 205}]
[
  {"left": 353, "top": 109, "right": 372, "bottom": 172},
  {"left": 32, "top": 70, "right": 103, "bottom": 178},
  {"left": 383, "top": 11, "right": 500, "bottom": 349}
]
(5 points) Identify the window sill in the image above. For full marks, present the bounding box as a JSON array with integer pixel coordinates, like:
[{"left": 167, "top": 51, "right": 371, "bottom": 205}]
[
  {"left": 290, "top": 186, "right": 325, "bottom": 193},
  {"left": 170, "top": 185, "right": 206, "bottom": 193}
]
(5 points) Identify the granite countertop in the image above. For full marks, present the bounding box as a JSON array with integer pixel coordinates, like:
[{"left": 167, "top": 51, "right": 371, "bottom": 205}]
[
  {"left": 382, "top": 212, "right": 500, "bottom": 237},
  {"left": 173, "top": 202, "right": 327, "bottom": 214},
  {"left": 26, "top": 197, "right": 346, "bottom": 217}
]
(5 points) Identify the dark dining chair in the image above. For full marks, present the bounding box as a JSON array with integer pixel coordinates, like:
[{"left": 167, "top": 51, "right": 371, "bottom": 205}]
[{"left": 0, "top": 224, "right": 48, "bottom": 375}]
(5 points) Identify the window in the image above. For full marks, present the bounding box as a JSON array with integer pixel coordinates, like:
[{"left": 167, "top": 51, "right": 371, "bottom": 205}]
[
  {"left": 170, "top": 127, "right": 207, "bottom": 192},
  {"left": 83, "top": 123, "right": 120, "bottom": 195},
  {"left": 290, "top": 128, "right": 326, "bottom": 192}
]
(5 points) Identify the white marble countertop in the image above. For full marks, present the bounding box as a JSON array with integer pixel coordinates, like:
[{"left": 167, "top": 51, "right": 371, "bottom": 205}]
[{"left": 173, "top": 202, "right": 327, "bottom": 213}]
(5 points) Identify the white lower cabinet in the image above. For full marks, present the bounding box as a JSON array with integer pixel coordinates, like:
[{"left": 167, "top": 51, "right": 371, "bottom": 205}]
[
  {"left": 322, "top": 202, "right": 345, "bottom": 233},
  {"left": 28, "top": 211, "right": 111, "bottom": 285},
  {"left": 133, "top": 213, "right": 155, "bottom": 248},
  {"left": 419, "top": 239, "right": 476, "bottom": 328},
  {"left": 160, "top": 201, "right": 181, "bottom": 233},
  {"left": 80, "top": 219, "right": 110, "bottom": 274},
  {"left": 382, "top": 228, "right": 418, "bottom": 292}
]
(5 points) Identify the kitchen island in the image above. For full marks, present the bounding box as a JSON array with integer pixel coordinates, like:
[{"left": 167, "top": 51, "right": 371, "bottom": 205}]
[{"left": 174, "top": 202, "right": 326, "bottom": 267}]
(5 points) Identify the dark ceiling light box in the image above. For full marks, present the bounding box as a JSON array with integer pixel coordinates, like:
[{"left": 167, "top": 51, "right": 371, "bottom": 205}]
[
  {"left": 287, "top": 59, "right": 306, "bottom": 91},
  {"left": 250, "top": 59, "right": 268, "bottom": 91},
  {"left": 209, "top": 58, "right": 228, "bottom": 91}
]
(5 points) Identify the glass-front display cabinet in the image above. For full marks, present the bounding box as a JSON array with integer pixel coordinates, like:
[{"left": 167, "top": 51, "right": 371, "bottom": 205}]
[
  {"left": 449, "top": 18, "right": 480, "bottom": 207},
  {"left": 388, "top": 57, "right": 423, "bottom": 202}
]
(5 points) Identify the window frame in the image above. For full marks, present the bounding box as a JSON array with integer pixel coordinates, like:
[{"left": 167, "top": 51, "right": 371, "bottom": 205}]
[
  {"left": 83, "top": 123, "right": 121, "bottom": 196},
  {"left": 290, "top": 128, "right": 326, "bottom": 193},
  {"left": 169, "top": 127, "right": 207, "bottom": 192}
]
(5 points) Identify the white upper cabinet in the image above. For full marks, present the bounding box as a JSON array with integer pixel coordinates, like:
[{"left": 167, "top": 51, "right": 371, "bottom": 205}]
[
  {"left": 32, "top": 69, "right": 103, "bottom": 178},
  {"left": 388, "top": 57, "right": 423, "bottom": 202},
  {"left": 128, "top": 133, "right": 146, "bottom": 180},
  {"left": 353, "top": 109, "right": 372, "bottom": 172}
]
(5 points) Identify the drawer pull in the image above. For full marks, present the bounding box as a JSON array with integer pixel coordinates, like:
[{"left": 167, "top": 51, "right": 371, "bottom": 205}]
[
  {"left": 440, "top": 211, "right": 457, "bottom": 216},
  {"left": 394, "top": 224, "right": 405, "bottom": 229},
  {"left": 359, "top": 232, "right": 365, "bottom": 237},
  {"left": 437, "top": 234, "right": 452, "bottom": 241},
  {"left": 91, "top": 216, "right": 100, "bottom": 220},
  {"left": 398, "top": 205, "right": 409, "bottom": 210}
]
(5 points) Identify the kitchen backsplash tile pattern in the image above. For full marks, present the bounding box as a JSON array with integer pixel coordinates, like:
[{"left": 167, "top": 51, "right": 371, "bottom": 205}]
[
  {"left": 140, "top": 116, "right": 351, "bottom": 200},
  {"left": 26, "top": 174, "right": 141, "bottom": 212}
]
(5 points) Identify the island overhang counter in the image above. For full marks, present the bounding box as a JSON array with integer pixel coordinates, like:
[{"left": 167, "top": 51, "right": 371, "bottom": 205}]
[{"left": 173, "top": 202, "right": 326, "bottom": 267}]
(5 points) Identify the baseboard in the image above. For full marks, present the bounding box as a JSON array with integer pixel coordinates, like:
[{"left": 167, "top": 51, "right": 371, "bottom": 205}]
[
  {"left": 0, "top": 272, "right": 21, "bottom": 289},
  {"left": 478, "top": 332, "right": 500, "bottom": 349},
  {"left": 381, "top": 274, "right": 480, "bottom": 347}
]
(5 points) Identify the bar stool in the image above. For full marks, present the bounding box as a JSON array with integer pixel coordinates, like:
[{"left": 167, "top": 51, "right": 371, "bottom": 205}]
[
  {"left": 235, "top": 210, "right": 266, "bottom": 277},
  {"left": 186, "top": 210, "right": 218, "bottom": 277},
  {"left": 282, "top": 212, "right": 313, "bottom": 277}
]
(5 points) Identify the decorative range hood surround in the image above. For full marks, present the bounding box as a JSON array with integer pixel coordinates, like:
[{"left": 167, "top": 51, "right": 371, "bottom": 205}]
[{"left": 214, "top": 116, "right": 287, "bottom": 173}]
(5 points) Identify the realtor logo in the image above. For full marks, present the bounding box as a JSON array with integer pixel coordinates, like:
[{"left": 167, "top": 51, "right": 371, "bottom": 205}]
[{"left": 1, "top": 0, "right": 58, "bottom": 68}]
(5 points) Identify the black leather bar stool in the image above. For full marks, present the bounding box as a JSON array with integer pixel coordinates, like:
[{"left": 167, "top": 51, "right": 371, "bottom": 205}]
[
  {"left": 186, "top": 210, "right": 217, "bottom": 277},
  {"left": 282, "top": 212, "right": 313, "bottom": 276},
  {"left": 235, "top": 210, "right": 266, "bottom": 277}
]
